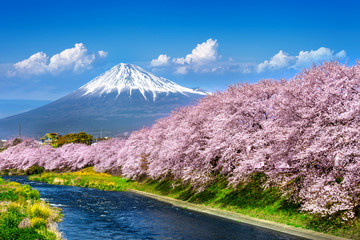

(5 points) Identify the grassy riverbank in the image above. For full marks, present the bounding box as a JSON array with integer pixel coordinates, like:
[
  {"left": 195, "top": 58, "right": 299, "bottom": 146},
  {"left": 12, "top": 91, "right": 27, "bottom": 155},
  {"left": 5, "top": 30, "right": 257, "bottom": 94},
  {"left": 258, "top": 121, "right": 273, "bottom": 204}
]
[
  {"left": 29, "top": 167, "right": 359, "bottom": 239},
  {"left": 0, "top": 177, "right": 63, "bottom": 240}
]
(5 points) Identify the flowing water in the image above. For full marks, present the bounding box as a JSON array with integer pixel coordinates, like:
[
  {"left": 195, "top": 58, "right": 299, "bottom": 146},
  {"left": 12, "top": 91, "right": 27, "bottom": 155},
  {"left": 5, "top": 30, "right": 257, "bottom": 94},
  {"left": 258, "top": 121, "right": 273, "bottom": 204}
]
[{"left": 2, "top": 176, "right": 308, "bottom": 240}]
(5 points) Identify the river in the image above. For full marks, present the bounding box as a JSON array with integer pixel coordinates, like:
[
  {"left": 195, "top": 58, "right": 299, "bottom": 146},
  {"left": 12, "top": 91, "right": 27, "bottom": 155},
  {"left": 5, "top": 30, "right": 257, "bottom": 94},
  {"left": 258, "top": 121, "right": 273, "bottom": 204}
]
[{"left": 2, "top": 176, "right": 308, "bottom": 240}]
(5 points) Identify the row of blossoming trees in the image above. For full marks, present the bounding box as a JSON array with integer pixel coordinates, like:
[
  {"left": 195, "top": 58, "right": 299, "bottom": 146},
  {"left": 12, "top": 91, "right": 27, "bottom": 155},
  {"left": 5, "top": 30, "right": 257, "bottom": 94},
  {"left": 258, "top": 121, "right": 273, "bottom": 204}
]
[{"left": 1, "top": 61, "right": 360, "bottom": 220}]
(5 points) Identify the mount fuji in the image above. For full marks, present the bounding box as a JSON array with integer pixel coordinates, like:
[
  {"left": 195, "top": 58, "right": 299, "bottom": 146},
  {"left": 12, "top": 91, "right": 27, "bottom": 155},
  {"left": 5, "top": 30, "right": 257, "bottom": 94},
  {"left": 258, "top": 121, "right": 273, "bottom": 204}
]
[{"left": 0, "top": 63, "right": 207, "bottom": 139}]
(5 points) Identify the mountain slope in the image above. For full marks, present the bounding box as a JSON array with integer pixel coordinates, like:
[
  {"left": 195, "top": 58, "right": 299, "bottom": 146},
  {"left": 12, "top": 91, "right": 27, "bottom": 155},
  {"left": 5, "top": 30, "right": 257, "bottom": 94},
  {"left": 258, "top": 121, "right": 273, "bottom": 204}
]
[{"left": 0, "top": 63, "right": 207, "bottom": 139}]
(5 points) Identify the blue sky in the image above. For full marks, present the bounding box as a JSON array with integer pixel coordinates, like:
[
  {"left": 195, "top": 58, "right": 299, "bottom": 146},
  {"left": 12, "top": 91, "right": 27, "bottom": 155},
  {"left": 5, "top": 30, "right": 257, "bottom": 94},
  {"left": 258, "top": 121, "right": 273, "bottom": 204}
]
[{"left": 0, "top": 0, "right": 359, "bottom": 117}]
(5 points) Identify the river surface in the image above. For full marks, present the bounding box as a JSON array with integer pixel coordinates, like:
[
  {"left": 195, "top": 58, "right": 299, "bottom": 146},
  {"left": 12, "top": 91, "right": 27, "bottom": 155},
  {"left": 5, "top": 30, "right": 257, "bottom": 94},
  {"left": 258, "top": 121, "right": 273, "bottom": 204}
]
[{"left": 2, "top": 176, "right": 308, "bottom": 240}]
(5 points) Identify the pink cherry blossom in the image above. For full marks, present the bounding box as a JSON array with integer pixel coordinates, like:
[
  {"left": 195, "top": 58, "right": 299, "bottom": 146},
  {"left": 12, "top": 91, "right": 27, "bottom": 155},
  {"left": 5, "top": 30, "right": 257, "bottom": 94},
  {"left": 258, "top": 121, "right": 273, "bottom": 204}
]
[{"left": 2, "top": 61, "right": 360, "bottom": 219}]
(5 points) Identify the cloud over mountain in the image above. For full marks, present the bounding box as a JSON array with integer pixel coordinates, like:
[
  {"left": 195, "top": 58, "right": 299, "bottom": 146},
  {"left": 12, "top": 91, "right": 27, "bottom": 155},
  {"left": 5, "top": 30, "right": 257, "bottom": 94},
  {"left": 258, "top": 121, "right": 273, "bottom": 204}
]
[
  {"left": 173, "top": 39, "right": 218, "bottom": 66},
  {"left": 151, "top": 39, "right": 219, "bottom": 74},
  {"left": 150, "top": 54, "right": 170, "bottom": 67},
  {"left": 12, "top": 43, "right": 107, "bottom": 76}
]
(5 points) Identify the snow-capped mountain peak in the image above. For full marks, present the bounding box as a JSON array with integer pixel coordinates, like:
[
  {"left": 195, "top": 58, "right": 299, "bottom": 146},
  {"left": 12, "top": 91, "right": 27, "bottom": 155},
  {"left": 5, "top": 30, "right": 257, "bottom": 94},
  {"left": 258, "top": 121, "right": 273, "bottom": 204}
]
[
  {"left": 0, "top": 63, "right": 208, "bottom": 138},
  {"left": 80, "top": 63, "right": 206, "bottom": 101}
]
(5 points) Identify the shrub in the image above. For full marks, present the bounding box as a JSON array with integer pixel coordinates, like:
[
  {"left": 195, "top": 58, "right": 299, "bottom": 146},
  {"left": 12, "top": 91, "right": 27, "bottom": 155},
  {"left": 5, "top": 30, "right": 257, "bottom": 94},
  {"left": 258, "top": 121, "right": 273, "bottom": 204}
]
[
  {"left": 25, "top": 165, "right": 45, "bottom": 175},
  {"left": 29, "top": 202, "right": 51, "bottom": 219},
  {"left": 30, "top": 217, "right": 47, "bottom": 228}
]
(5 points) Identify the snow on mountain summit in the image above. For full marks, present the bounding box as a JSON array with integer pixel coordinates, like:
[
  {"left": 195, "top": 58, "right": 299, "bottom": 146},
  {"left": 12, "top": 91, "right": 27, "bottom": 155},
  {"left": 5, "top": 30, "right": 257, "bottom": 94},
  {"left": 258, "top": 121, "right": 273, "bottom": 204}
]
[
  {"left": 81, "top": 63, "right": 206, "bottom": 101},
  {"left": 0, "top": 63, "right": 208, "bottom": 138}
]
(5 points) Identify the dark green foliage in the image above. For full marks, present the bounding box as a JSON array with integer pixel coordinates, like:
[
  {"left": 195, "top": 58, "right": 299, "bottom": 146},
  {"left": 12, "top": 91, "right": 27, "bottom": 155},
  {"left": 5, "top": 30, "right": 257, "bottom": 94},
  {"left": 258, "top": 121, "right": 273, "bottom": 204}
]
[
  {"left": 11, "top": 138, "right": 23, "bottom": 146},
  {"left": 308, "top": 214, "right": 352, "bottom": 233},
  {"left": 57, "top": 132, "right": 93, "bottom": 146},
  {"left": 25, "top": 165, "right": 45, "bottom": 175},
  {"left": 0, "top": 141, "right": 5, "bottom": 152},
  {"left": 219, "top": 182, "right": 282, "bottom": 208},
  {"left": 0, "top": 189, "right": 19, "bottom": 201},
  {"left": 335, "top": 177, "right": 343, "bottom": 184},
  {"left": 0, "top": 169, "right": 26, "bottom": 176}
]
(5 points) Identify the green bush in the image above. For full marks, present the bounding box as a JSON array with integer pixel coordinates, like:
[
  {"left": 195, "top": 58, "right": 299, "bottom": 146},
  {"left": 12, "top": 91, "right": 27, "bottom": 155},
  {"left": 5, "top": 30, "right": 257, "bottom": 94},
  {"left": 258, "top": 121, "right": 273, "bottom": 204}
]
[
  {"left": 25, "top": 165, "right": 45, "bottom": 175},
  {"left": 29, "top": 202, "right": 51, "bottom": 219},
  {"left": 57, "top": 132, "right": 93, "bottom": 147}
]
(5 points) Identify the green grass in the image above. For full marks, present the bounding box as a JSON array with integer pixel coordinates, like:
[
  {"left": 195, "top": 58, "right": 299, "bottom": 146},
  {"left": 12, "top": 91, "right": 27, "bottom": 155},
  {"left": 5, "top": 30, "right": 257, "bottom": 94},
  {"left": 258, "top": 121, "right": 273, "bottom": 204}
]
[
  {"left": 0, "top": 177, "right": 63, "bottom": 240},
  {"left": 29, "top": 168, "right": 135, "bottom": 191},
  {"left": 29, "top": 168, "right": 360, "bottom": 239}
]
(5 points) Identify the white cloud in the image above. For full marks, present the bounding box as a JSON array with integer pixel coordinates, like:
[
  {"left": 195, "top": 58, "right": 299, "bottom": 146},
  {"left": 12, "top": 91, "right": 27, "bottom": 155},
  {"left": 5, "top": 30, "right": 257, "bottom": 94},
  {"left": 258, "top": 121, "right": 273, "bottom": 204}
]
[
  {"left": 150, "top": 54, "right": 170, "bottom": 67},
  {"left": 150, "top": 41, "right": 347, "bottom": 75},
  {"left": 257, "top": 50, "right": 295, "bottom": 73},
  {"left": 98, "top": 50, "right": 108, "bottom": 58},
  {"left": 14, "top": 52, "right": 48, "bottom": 75},
  {"left": 335, "top": 50, "right": 346, "bottom": 58},
  {"left": 151, "top": 39, "right": 219, "bottom": 74},
  {"left": 173, "top": 38, "right": 218, "bottom": 67},
  {"left": 293, "top": 47, "right": 337, "bottom": 68},
  {"left": 47, "top": 43, "right": 96, "bottom": 73},
  {"left": 12, "top": 43, "right": 107, "bottom": 76},
  {"left": 258, "top": 47, "right": 347, "bottom": 72}
]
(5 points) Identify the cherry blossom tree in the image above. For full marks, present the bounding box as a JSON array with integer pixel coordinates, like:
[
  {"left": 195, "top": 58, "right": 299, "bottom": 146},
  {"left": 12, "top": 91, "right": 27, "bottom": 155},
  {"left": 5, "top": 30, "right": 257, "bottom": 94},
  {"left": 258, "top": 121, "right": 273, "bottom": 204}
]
[{"left": 2, "top": 61, "right": 360, "bottom": 219}]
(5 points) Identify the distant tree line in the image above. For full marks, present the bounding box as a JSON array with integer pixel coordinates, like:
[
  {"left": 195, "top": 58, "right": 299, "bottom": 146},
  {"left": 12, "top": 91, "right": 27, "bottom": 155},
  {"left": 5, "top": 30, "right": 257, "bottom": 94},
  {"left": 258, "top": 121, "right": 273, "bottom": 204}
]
[{"left": 57, "top": 132, "right": 93, "bottom": 147}]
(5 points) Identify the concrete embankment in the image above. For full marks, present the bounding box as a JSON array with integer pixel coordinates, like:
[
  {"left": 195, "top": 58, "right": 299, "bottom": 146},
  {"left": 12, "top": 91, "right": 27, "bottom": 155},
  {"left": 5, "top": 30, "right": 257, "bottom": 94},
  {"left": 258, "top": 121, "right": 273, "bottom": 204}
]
[{"left": 130, "top": 189, "right": 350, "bottom": 240}]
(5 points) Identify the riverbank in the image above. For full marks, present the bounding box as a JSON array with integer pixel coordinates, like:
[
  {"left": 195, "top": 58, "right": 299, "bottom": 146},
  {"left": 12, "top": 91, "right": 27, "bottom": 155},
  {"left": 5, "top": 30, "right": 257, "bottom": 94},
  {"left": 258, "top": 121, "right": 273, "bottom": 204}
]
[
  {"left": 0, "top": 177, "right": 63, "bottom": 240},
  {"left": 130, "top": 189, "right": 348, "bottom": 240},
  {"left": 29, "top": 168, "right": 358, "bottom": 240}
]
